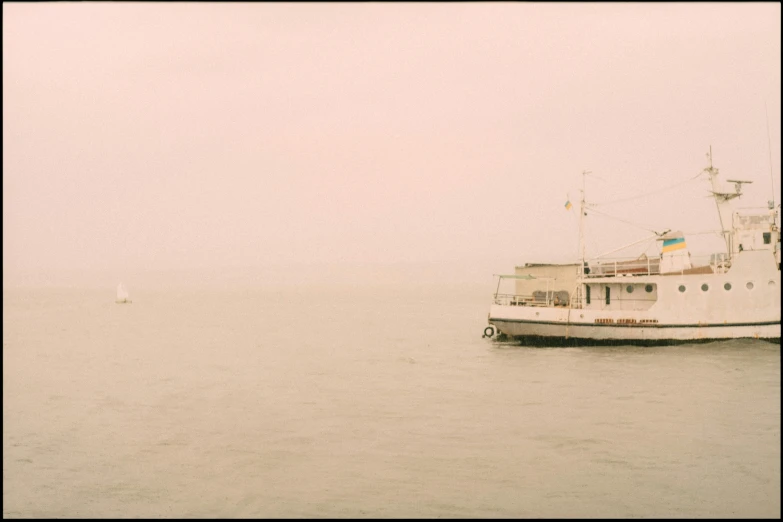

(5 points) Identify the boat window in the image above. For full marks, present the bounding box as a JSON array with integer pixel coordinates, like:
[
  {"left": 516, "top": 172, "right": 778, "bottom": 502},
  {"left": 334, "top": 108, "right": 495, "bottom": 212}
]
[
  {"left": 763, "top": 232, "right": 771, "bottom": 244},
  {"left": 605, "top": 286, "right": 611, "bottom": 305},
  {"left": 769, "top": 280, "right": 776, "bottom": 287},
  {"left": 724, "top": 282, "right": 732, "bottom": 291},
  {"left": 701, "top": 284, "right": 709, "bottom": 292},
  {"left": 626, "top": 285, "right": 634, "bottom": 294},
  {"left": 645, "top": 284, "right": 654, "bottom": 293},
  {"left": 678, "top": 285, "right": 686, "bottom": 293},
  {"left": 586, "top": 285, "right": 591, "bottom": 305},
  {"left": 746, "top": 282, "right": 754, "bottom": 290}
]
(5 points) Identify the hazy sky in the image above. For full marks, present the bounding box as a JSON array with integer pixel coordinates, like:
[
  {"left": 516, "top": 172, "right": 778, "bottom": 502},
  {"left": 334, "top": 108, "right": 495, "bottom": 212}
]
[{"left": 3, "top": 2, "right": 781, "bottom": 287}]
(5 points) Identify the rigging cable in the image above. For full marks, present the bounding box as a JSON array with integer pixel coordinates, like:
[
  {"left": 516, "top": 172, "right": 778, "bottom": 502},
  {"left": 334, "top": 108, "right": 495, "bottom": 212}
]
[
  {"left": 680, "top": 230, "right": 725, "bottom": 237},
  {"left": 586, "top": 206, "right": 662, "bottom": 234},
  {"left": 591, "top": 171, "right": 703, "bottom": 207},
  {"left": 765, "top": 101, "right": 776, "bottom": 208}
]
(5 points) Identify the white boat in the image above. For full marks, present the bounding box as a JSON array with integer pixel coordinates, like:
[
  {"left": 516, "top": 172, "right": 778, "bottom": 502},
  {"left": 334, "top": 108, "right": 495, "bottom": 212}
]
[
  {"left": 115, "top": 282, "right": 132, "bottom": 304},
  {"left": 486, "top": 151, "right": 781, "bottom": 345}
]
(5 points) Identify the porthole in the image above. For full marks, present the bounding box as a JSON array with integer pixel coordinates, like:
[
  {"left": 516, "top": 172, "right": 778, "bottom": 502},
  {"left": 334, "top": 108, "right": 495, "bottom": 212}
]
[
  {"left": 701, "top": 284, "right": 709, "bottom": 292},
  {"left": 769, "top": 280, "right": 776, "bottom": 287},
  {"left": 724, "top": 282, "right": 732, "bottom": 291},
  {"left": 626, "top": 285, "right": 634, "bottom": 294},
  {"left": 645, "top": 285, "right": 653, "bottom": 293},
  {"left": 746, "top": 282, "right": 754, "bottom": 290},
  {"left": 678, "top": 285, "right": 686, "bottom": 293}
]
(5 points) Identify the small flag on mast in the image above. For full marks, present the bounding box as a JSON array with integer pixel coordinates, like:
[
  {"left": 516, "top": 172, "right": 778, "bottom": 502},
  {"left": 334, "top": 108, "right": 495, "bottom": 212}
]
[{"left": 564, "top": 199, "right": 572, "bottom": 210}]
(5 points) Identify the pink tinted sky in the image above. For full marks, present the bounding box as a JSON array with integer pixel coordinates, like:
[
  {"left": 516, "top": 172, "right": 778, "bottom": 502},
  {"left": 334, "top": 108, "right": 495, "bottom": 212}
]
[{"left": 3, "top": 2, "right": 780, "bottom": 287}]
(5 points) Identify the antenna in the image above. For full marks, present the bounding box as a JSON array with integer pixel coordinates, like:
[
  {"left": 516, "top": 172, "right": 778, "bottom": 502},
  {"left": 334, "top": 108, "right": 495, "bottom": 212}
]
[{"left": 765, "top": 101, "right": 776, "bottom": 209}]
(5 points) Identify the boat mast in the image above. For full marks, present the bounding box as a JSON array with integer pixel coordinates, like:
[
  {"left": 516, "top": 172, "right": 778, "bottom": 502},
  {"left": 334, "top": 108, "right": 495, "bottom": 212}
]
[
  {"left": 704, "top": 146, "right": 752, "bottom": 258},
  {"left": 704, "top": 146, "right": 731, "bottom": 256},
  {"left": 578, "top": 170, "right": 588, "bottom": 277}
]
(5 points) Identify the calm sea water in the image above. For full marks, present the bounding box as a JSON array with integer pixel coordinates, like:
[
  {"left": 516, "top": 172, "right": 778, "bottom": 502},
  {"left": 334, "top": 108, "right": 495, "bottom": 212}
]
[{"left": 3, "top": 285, "right": 780, "bottom": 518}]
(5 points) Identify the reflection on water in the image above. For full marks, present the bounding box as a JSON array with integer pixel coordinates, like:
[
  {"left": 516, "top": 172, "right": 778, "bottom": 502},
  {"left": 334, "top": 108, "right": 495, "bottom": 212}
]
[{"left": 3, "top": 287, "right": 780, "bottom": 518}]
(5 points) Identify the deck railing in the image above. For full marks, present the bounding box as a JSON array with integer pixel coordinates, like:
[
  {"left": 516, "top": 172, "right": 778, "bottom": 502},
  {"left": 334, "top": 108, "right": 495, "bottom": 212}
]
[
  {"left": 493, "top": 293, "right": 566, "bottom": 307},
  {"left": 493, "top": 293, "right": 661, "bottom": 309},
  {"left": 584, "top": 253, "right": 730, "bottom": 277}
]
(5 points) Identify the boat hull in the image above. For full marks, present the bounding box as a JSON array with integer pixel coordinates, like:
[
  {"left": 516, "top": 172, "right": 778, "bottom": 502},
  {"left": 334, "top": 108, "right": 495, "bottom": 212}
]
[
  {"left": 489, "top": 250, "right": 780, "bottom": 345},
  {"left": 490, "top": 316, "right": 780, "bottom": 345}
]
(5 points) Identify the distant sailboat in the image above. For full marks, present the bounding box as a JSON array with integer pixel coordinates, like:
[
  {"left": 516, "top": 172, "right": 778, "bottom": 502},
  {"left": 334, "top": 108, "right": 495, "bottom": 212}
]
[{"left": 116, "top": 282, "right": 132, "bottom": 304}]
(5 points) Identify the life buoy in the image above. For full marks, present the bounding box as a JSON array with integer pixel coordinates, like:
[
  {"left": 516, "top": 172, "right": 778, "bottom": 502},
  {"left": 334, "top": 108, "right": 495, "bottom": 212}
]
[{"left": 483, "top": 326, "right": 495, "bottom": 338}]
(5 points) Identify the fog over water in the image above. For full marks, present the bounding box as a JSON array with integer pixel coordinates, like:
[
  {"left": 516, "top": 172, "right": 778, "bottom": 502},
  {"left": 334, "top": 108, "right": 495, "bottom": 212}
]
[{"left": 3, "top": 287, "right": 781, "bottom": 518}]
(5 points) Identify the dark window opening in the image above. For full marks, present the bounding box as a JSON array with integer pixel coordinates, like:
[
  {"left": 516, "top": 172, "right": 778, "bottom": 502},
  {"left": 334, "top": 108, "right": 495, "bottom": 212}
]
[
  {"left": 586, "top": 285, "right": 591, "bottom": 305},
  {"left": 605, "top": 286, "right": 610, "bottom": 305},
  {"left": 763, "top": 232, "right": 771, "bottom": 244}
]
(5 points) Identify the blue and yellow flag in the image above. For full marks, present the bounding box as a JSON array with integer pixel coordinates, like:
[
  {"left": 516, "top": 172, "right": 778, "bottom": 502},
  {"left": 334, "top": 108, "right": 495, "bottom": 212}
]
[
  {"left": 662, "top": 237, "right": 686, "bottom": 253},
  {"left": 564, "top": 200, "right": 572, "bottom": 210}
]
